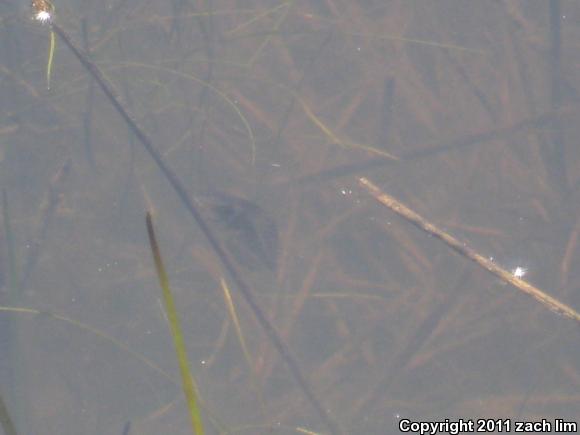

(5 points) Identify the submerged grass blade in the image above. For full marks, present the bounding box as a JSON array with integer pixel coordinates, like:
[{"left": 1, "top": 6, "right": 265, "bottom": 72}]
[
  {"left": 145, "top": 212, "right": 204, "bottom": 435},
  {"left": 46, "top": 29, "right": 55, "bottom": 90},
  {"left": 296, "top": 95, "right": 399, "bottom": 160},
  {"left": 219, "top": 277, "right": 270, "bottom": 420},
  {"left": 0, "top": 305, "right": 174, "bottom": 383},
  {"left": 219, "top": 278, "right": 253, "bottom": 370}
]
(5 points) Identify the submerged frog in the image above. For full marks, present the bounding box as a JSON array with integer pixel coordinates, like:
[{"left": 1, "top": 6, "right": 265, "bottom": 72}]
[{"left": 195, "top": 192, "right": 279, "bottom": 272}]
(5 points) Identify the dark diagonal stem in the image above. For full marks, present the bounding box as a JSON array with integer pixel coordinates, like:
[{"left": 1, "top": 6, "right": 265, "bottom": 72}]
[{"left": 50, "top": 23, "right": 342, "bottom": 435}]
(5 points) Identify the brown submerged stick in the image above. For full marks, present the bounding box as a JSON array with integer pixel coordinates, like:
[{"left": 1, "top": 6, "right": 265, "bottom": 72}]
[
  {"left": 49, "top": 22, "right": 342, "bottom": 435},
  {"left": 359, "top": 177, "right": 580, "bottom": 323}
]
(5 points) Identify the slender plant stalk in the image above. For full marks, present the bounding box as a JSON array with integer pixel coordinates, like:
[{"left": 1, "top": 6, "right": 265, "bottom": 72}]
[
  {"left": 219, "top": 278, "right": 253, "bottom": 372},
  {"left": 146, "top": 213, "right": 204, "bottom": 435},
  {"left": 46, "top": 29, "right": 55, "bottom": 89},
  {"left": 48, "top": 22, "right": 343, "bottom": 435}
]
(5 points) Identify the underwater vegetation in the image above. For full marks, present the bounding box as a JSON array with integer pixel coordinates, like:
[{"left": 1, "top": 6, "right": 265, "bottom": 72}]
[{"left": 1, "top": 1, "right": 579, "bottom": 433}]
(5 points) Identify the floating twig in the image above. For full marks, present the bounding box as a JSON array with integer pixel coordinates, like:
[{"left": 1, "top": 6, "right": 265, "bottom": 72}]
[{"left": 359, "top": 177, "right": 580, "bottom": 323}]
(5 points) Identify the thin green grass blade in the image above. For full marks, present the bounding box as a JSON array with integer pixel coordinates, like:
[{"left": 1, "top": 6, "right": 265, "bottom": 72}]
[
  {"left": 46, "top": 29, "right": 55, "bottom": 90},
  {"left": 145, "top": 212, "right": 204, "bottom": 435},
  {"left": 219, "top": 278, "right": 253, "bottom": 370}
]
